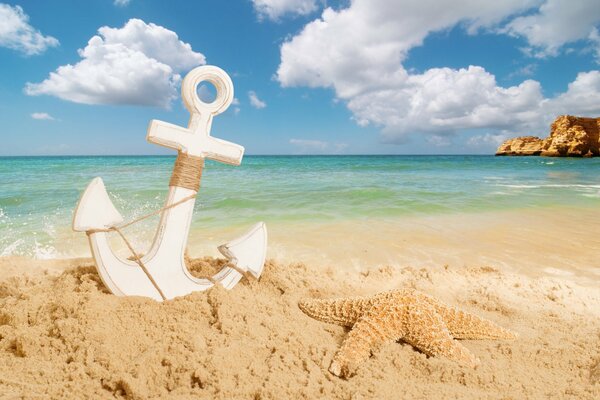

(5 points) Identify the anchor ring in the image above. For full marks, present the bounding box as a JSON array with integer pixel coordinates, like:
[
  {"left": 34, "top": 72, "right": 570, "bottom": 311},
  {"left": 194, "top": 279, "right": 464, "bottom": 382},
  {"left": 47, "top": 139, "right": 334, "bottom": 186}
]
[{"left": 181, "top": 65, "right": 234, "bottom": 117}]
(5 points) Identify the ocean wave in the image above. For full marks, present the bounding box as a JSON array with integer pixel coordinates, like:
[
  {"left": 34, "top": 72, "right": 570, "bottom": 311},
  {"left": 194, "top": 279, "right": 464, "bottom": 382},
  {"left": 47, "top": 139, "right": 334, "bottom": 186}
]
[
  {"left": 32, "top": 240, "right": 59, "bottom": 259},
  {"left": 496, "top": 184, "right": 600, "bottom": 189},
  {"left": 0, "top": 239, "right": 24, "bottom": 257},
  {"left": 581, "top": 191, "right": 600, "bottom": 198},
  {"left": 0, "top": 238, "right": 60, "bottom": 259}
]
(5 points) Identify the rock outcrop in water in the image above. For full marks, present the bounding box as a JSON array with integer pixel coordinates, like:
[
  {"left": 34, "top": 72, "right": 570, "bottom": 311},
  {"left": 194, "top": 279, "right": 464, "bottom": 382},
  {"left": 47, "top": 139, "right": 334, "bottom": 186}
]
[{"left": 496, "top": 115, "right": 600, "bottom": 157}]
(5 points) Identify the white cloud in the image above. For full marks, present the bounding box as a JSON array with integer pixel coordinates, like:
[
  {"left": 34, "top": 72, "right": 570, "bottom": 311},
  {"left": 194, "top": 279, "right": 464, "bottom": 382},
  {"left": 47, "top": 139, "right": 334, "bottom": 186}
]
[
  {"left": 467, "top": 133, "right": 509, "bottom": 149},
  {"left": 231, "top": 97, "right": 241, "bottom": 114},
  {"left": 25, "top": 19, "right": 205, "bottom": 108},
  {"left": 277, "top": 0, "right": 600, "bottom": 144},
  {"left": 507, "top": 63, "right": 537, "bottom": 79},
  {"left": 277, "top": 0, "right": 537, "bottom": 94},
  {"left": 248, "top": 91, "right": 267, "bottom": 109},
  {"left": 114, "top": 0, "right": 131, "bottom": 6},
  {"left": 426, "top": 135, "right": 452, "bottom": 147},
  {"left": 359, "top": 66, "right": 547, "bottom": 143},
  {"left": 589, "top": 27, "right": 600, "bottom": 62},
  {"left": 290, "top": 138, "right": 347, "bottom": 153},
  {"left": 547, "top": 70, "right": 600, "bottom": 116},
  {"left": 501, "top": 0, "right": 600, "bottom": 58},
  {"left": 31, "top": 112, "right": 55, "bottom": 120},
  {"left": 252, "top": 0, "right": 318, "bottom": 21},
  {"left": 0, "top": 4, "right": 59, "bottom": 55}
]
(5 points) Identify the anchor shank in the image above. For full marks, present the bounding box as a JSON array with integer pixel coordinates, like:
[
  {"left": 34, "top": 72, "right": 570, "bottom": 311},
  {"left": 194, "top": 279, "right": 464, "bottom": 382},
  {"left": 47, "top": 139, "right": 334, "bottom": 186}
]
[
  {"left": 143, "top": 185, "right": 198, "bottom": 279},
  {"left": 189, "top": 112, "right": 212, "bottom": 135},
  {"left": 143, "top": 153, "right": 204, "bottom": 265}
]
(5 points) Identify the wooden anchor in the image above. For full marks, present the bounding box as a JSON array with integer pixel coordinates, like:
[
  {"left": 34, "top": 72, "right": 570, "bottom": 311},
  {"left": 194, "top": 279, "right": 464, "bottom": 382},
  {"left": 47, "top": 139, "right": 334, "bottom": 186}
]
[{"left": 72, "top": 66, "right": 267, "bottom": 301}]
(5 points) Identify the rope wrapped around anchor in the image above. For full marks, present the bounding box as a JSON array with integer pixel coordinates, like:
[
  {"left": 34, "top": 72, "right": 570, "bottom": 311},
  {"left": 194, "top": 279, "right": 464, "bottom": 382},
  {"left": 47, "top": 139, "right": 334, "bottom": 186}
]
[
  {"left": 170, "top": 152, "right": 204, "bottom": 192},
  {"left": 86, "top": 152, "right": 253, "bottom": 301}
]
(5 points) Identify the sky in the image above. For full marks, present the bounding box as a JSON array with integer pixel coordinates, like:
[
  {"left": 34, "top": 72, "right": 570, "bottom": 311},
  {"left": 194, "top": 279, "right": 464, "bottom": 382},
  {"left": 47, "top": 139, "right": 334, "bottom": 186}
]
[{"left": 1, "top": 0, "right": 600, "bottom": 156}]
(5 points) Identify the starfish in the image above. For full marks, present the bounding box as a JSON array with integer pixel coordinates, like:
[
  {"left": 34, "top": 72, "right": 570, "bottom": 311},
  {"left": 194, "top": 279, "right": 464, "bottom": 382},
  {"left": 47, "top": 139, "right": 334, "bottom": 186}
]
[{"left": 298, "top": 289, "right": 516, "bottom": 377}]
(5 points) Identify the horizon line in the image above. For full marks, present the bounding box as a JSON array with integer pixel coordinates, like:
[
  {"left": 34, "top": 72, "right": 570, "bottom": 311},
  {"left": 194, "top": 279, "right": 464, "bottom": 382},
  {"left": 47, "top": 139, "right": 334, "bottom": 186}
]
[{"left": 0, "top": 153, "right": 495, "bottom": 157}]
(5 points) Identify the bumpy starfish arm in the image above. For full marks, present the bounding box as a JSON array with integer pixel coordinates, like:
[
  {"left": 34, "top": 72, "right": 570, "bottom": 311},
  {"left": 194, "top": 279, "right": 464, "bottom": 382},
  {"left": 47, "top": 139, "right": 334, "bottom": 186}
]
[
  {"left": 298, "top": 297, "right": 374, "bottom": 327},
  {"left": 402, "top": 302, "right": 480, "bottom": 367},
  {"left": 433, "top": 303, "right": 517, "bottom": 340},
  {"left": 329, "top": 302, "right": 403, "bottom": 377}
]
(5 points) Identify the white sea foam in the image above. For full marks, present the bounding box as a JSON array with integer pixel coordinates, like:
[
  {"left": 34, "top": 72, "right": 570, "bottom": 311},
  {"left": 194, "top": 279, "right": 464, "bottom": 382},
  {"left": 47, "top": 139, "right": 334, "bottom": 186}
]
[
  {"left": 497, "top": 184, "right": 600, "bottom": 189},
  {"left": 581, "top": 191, "right": 600, "bottom": 198},
  {"left": 32, "top": 240, "right": 58, "bottom": 259},
  {"left": 0, "top": 239, "right": 24, "bottom": 257}
]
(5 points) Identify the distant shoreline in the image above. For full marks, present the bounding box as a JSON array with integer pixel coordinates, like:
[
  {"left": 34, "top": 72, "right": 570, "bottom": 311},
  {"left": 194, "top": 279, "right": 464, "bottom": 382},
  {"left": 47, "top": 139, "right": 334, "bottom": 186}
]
[{"left": 0, "top": 153, "right": 498, "bottom": 158}]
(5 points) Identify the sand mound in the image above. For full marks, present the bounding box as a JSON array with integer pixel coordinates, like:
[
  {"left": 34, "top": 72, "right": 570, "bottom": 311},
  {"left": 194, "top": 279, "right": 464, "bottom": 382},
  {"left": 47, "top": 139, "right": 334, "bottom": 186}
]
[{"left": 0, "top": 258, "right": 599, "bottom": 399}]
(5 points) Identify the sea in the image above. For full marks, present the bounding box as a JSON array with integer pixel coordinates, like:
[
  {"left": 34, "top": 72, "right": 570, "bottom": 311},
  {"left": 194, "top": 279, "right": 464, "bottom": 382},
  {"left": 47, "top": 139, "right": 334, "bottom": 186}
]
[{"left": 1, "top": 155, "right": 599, "bottom": 258}]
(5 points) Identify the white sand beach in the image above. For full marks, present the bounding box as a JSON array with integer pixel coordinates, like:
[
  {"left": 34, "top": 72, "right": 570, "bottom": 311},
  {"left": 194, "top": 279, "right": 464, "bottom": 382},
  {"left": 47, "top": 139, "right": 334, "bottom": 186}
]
[{"left": 1, "top": 208, "right": 599, "bottom": 399}]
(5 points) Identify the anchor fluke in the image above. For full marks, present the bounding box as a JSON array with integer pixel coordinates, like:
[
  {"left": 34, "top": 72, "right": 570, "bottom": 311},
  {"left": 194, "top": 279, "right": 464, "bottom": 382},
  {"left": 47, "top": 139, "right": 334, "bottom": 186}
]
[
  {"left": 218, "top": 222, "right": 268, "bottom": 280},
  {"left": 73, "top": 177, "right": 123, "bottom": 232}
]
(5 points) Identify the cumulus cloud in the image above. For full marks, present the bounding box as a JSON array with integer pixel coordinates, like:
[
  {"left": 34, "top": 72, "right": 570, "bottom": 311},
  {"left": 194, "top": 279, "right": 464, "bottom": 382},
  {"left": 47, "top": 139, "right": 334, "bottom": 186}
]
[
  {"left": 248, "top": 91, "right": 267, "bottom": 109},
  {"left": 252, "top": 0, "right": 318, "bottom": 21},
  {"left": 25, "top": 19, "right": 205, "bottom": 108},
  {"left": 467, "top": 133, "right": 509, "bottom": 149},
  {"left": 363, "top": 66, "right": 547, "bottom": 142},
  {"left": 588, "top": 28, "right": 600, "bottom": 63},
  {"left": 114, "top": 0, "right": 131, "bottom": 6},
  {"left": 507, "top": 63, "right": 538, "bottom": 79},
  {"left": 277, "top": 0, "right": 537, "bottom": 93},
  {"left": 277, "top": 0, "right": 600, "bottom": 144},
  {"left": 289, "top": 138, "right": 347, "bottom": 153},
  {"left": 0, "top": 3, "right": 59, "bottom": 55},
  {"left": 501, "top": 0, "right": 600, "bottom": 58},
  {"left": 547, "top": 70, "right": 600, "bottom": 116},
  {"left": 426, "top": 135, "right": 452, "bottom": 147},
  {"left": 31, "top": 112, "right": 55, "bottom": 120}
]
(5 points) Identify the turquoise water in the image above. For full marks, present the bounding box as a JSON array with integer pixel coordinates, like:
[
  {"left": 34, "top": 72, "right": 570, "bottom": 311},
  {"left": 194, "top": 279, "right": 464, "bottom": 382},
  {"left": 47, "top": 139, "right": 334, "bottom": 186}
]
[{"left": 1, "top": 155, "right": 599, "bottom": 257}]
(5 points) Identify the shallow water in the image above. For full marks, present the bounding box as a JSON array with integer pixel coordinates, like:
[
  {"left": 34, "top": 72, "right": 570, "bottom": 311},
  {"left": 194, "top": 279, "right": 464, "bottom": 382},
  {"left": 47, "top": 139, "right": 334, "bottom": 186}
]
[{"left": 1, "top": 155, "right": 599, "bottom": 258}]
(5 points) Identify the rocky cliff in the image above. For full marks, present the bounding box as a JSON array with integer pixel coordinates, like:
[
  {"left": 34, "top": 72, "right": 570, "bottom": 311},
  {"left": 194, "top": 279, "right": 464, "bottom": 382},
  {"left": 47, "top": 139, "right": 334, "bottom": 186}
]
[{"left": 496, "top": 115, "right": 600, "bottom": 157}]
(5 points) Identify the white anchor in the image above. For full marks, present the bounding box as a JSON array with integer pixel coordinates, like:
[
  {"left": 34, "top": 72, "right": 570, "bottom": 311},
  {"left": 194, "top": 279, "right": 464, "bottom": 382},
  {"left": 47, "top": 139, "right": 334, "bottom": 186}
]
[{"left": 72, "top": 65, "right": 267, "bottom": 301}]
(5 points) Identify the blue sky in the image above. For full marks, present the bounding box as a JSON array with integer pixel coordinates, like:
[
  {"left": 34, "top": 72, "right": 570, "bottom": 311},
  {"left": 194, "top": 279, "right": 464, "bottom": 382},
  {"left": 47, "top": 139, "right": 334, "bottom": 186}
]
[{"left": 1, "top": 0, "right": 599, "bottom": 155}]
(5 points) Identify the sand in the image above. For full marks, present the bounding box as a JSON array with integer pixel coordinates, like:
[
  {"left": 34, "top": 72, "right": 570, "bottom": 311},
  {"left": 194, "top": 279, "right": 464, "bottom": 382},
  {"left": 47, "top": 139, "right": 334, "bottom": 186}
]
[{"left": 1, "top": 252, "right": 599, "bottom": 399}]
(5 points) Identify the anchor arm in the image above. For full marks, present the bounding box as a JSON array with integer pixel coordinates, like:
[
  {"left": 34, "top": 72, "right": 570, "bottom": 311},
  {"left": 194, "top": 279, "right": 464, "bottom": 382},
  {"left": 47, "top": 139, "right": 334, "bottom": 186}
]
[
  {"left": 147, "top": 120, "right": 190, "bottom": 153},
  {"left": 201, "top": 137, "right": 244, "bottom": 166},
  {"left": 147, "top": 119, "right": 244, "bottom": 165}
]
